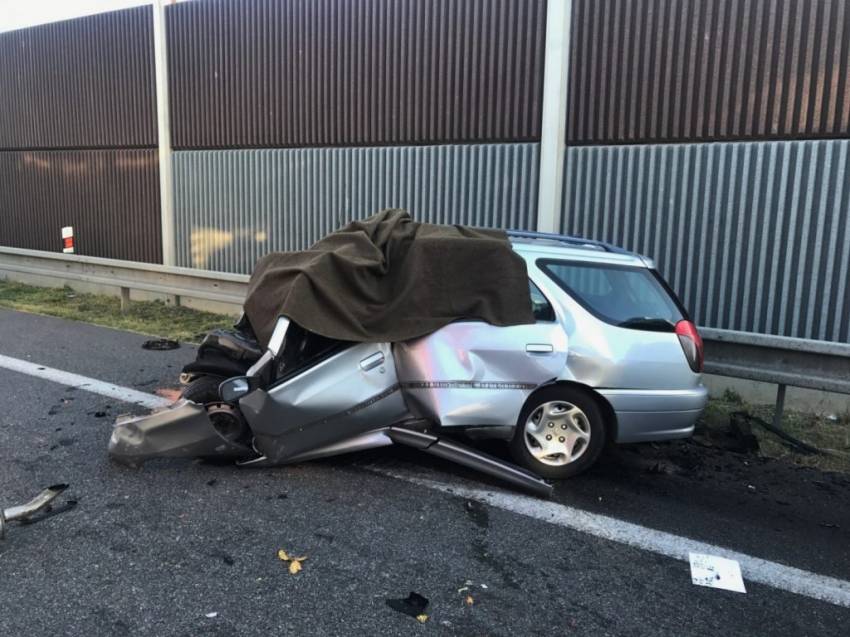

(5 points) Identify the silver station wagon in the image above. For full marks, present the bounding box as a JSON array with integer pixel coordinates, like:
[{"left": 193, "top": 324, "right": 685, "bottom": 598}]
[
  {"left": 109, "top": 229, "right": 708, "bottom": 494},
  {"left": 492, "top": 231, "right": 708, "bottom": 478}
]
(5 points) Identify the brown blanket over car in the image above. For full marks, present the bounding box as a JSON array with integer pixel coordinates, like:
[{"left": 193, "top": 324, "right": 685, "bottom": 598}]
[{"left": 243, "top": 210, "right": 534, "bottom": 346}]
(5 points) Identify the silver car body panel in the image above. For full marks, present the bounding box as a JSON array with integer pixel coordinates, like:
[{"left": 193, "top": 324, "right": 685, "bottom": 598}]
[
  {"left": 393, "top": 321, "right": 567, "bottom": 428},
  {"left": 239, "top": 341, "right": 410, "bottom": 463}
]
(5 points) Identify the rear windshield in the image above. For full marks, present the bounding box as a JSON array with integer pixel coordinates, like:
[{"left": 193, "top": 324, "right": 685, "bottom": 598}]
[{"left": 538, "top": 259, "right": 685, "bottom": 331}]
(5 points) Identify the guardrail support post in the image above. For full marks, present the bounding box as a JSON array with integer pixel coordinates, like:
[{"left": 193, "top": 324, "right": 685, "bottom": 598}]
[
  {"left": 772, "top": 384, "right": 787, "bottom": 430},
  {"left": 120, "top": 287, "right": 131, "bottom": 313},
  {"left": 152, "top": 0, "right": 176, "bottom": 266},
  {"left": 536, "top": 0, "right": 572, "bottom": 233}
]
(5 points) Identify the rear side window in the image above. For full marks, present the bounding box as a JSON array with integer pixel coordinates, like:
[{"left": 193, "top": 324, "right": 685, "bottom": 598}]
[
  {"left": 529, "top": 280, "right": 555, "bottom": 322},
  {"left": 538, "top": 259, "right": 685, "bottom": 331}
]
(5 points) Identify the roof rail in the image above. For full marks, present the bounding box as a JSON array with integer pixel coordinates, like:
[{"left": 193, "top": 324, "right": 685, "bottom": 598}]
[{"left": 505, "top": 230, "right": 630, "bottom": 254}]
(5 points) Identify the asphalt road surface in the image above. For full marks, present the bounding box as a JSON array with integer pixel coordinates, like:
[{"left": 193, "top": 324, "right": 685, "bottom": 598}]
[{"left": 0, "top": 308, "right": 848, "bottom": 636}]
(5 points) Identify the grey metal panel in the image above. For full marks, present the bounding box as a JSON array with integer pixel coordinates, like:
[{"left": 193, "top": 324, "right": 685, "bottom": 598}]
[
  {"left": 166, "top": 0, "right": 546, "bottom": 149},
  {"left": 0, "top": 150, "right": 162, "bottom": 263},
  {"left": 560, "top": 140, "right": 850, "bottom": 343},
  {"left": 173, "top": 143, "right": 539, "bottom": 273},
  {"left": 568, "top": 0, "right": 850, "bottom": 144},
  {"left": 0, "top": 6, "right": 157, "bottom": 150}
]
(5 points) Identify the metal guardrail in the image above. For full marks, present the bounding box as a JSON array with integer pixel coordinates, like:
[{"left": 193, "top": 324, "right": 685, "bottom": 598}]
[
  {"left": 701, "top": 327, "right": 850, "bottom": 425},
  {"left": 0, "top": 246, "right": 247, "bottom": 310},
  {"left": 701, "top": 328, "right": 850, "bottom": 395},
  {"left": 1, "top": 247, "right": 848, "bottom": 418}
]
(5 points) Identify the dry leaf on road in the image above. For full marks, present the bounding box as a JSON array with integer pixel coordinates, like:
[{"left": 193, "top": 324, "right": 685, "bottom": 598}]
[{"left": 277, "top": 548, "right": 307, "bottom": 574}]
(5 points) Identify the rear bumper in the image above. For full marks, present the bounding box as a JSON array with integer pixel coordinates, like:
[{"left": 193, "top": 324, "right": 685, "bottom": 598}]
[{"left": 598, "top": 385, "right": 709, "bottom": 443}]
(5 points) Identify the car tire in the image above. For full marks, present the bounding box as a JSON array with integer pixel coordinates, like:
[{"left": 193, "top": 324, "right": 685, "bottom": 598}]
[
  {"left": 510, "top": 385, "right": 606, "bottom": 479},
  {"left": 182, "top": 375, "right": 225, "bottom": 404}
]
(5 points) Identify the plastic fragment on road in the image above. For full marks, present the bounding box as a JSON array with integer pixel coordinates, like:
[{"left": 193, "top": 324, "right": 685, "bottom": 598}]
[
  {"left": 386, "top": 592, "right": 430, "bottom": 621},
  {"left": 689, "top": 552, "right": 747, "bottom": 593},
  {"left": 458, "top": 580, "right": 487, "bottom": 595},
  {"left": 205, "top": 612, "right": 218, "bottom": 619}
]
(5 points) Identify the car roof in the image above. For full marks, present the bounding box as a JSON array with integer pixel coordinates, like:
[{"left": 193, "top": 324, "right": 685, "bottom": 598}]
[{"left": 508, "top": 234, "right": 651, "bottom": 268}]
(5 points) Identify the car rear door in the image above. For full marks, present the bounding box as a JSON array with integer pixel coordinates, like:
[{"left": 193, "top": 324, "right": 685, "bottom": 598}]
[{"left": 394, "top": 281, "right": 568, "bottom": 428}]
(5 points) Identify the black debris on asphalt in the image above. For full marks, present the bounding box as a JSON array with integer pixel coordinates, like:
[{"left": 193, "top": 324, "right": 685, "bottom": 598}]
[
  {"left": 141, "top": 339, "right": 180, "bottom": 351},
  {"left": 386, "top": 592, "right": 429, "bottom": 619}
]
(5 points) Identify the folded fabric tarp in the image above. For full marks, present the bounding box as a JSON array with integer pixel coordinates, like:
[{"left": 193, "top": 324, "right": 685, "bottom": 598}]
[{"left": 244, "top": 210, "right": 535, "bottom": 347}]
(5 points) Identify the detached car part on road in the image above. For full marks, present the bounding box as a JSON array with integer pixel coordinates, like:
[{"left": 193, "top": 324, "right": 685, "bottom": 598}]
[
  {"left": 109, "top": 214, "right": 707, "bottom": 496},
  {"left": 1, "top": 484, "right": 69, "bottom": 539}
]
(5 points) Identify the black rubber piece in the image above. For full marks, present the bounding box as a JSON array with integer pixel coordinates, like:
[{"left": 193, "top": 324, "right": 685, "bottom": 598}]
[
  {"left": 182, "top": 375, "right": 225, "bottom": 404},
  {"left": 141, "top": 339, "right": 180, "bottom": 350},
  {"left": 732, "top": 411, "right": 823, "bottom": 455},
  {"left": 386, "top": 592, "right": 429, "bottom": 618}
]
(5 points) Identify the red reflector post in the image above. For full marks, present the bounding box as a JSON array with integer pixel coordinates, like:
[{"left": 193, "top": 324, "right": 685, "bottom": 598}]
[
  {"left": 675, "top": 320, "right": 704, "bottom": 373},
  {"left": 61, "top": 226, "right": 74, "bottom": 254}
]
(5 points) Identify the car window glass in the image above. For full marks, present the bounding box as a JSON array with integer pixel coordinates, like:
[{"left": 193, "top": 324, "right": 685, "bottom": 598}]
[
  {"left": 539, "top": 260, "right": 683, "bottom": 328},
  {"left": 529, "top": 280, "right": 555, "bottom": 322}
]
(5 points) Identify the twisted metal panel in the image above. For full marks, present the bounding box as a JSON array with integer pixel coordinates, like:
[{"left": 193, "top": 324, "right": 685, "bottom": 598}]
[
  {"left": 174, "top": 143, "right": 539, "bottom": 273},
  {"left": 0, "top": 6, "right": 157, "bottom": 150},
  {"left": 568, "top": 0, "right": 850, "bottom": 144},
  {"left": 0, "top": 150, "right": 162, "bottom": 263},
  {"left": 166, "top": 0, "right": 546, "bottom": 149},
  {"left": 561, "top": 140, "right": 850, "bottom": 343}
]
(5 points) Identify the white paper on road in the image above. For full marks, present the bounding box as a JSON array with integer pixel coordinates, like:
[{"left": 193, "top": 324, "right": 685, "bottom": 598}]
[{"left": 689, "top": 552, "right": 747, "bottom": 593}]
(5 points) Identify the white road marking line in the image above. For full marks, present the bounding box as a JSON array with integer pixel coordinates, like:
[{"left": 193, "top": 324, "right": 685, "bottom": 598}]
[
  {"left": 0, "top": 353, "right": 170, "bottom": 410},
  {"left": 2, "top": 352, "right": 846, "bottom": 609},
  {"left": 370, "top": 467, "right": 850, "bottom": 609}
]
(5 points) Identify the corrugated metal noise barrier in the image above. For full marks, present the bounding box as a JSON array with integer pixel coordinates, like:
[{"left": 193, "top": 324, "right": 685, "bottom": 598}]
[
  {"left": 174, "top": 143, "right": 539, "bottom": 273},
  {"left": 561, "top": 139, "right": 850, "bottom": 344}
]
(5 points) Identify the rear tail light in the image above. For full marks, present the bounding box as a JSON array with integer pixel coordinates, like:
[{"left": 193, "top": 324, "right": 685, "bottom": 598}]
[{"left": 675, "top": 320, "right": 704, "bottom": 373}]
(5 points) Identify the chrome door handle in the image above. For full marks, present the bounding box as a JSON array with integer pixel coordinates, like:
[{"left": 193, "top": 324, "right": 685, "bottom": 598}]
[
  {"left": 359, "top": 352, "right": 385, "bottom": 371},
  {"left": 526, "top": 344, "right": 554, "bottom": 354}
]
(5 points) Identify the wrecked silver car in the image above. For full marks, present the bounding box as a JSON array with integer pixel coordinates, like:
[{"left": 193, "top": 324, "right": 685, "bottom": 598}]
[{"left": 109, "top": 211, "right": 707, "bottom": 496}]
